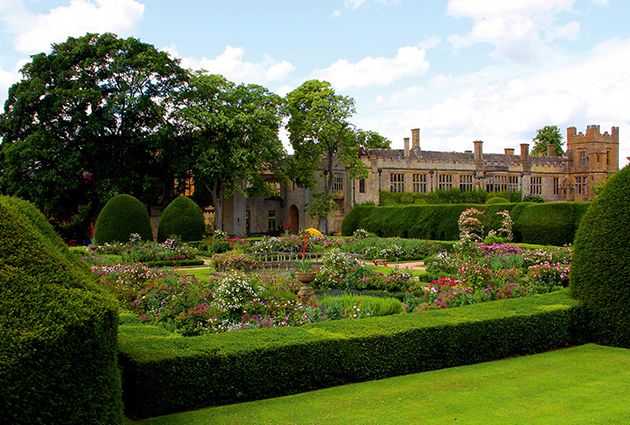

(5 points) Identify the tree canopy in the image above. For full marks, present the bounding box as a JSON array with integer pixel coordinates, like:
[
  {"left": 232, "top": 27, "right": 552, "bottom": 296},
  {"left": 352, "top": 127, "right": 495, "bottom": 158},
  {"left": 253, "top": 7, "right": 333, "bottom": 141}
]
[
  {"left": 169, "top": 73, "right": 286, "bottom": 230},
  {"left": 0, "top": 33, "right": 188, "bottom": 237},
  {"left": 531, "top": 125, "right": 564, "bottom": 156},
  {"left": 285, "top": 80, "right": 389, "bottom": 228}
]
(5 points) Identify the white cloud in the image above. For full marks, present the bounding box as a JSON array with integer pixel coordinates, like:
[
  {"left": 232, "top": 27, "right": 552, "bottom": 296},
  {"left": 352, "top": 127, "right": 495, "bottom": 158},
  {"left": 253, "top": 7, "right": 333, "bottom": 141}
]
[
  {"left": 0, "top": 0, "right": 144, "bottom": 54},
  {"left": 447, "top": 0, "right": 579, "bottom": 63},
  {"left": 363, "top": 37, "right": 630, "bottom": 166},
  {"left": 164, "top": 45, "right": 295, "bottom": 85},
  {"left": 312, "top": 45, "right": 430, "bottom": 90}
]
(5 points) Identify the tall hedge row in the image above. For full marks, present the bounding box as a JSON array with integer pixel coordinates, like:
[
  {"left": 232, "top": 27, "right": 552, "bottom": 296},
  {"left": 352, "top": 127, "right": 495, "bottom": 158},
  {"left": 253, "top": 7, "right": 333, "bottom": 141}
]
[
  {"left": 157, "top": 196, "right": 205, "bottom": 242},
  {"left": 0, "top": 196, "right": 122, "bottom": 424},
  {"left": 342, "top": 202, "right": 590, "bottom": 245},
  {"left": 571, "top": 166, "right": 630, "bottom": 348},
  {"left": 93, "top": 194, "right": 153, "bottom": 244},
  {"left": 119, "top": 290, "right": 588, "bottom": 419}
]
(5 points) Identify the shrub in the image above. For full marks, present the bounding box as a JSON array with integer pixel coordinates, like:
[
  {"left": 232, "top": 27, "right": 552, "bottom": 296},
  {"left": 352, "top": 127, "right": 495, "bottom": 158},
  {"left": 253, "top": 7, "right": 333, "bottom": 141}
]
[
  {"left": 486, "top": 196, "right": 509, "bottom": 204},
  {"left": 94, "top": 194, "right": 152, "bottom": 244},
  {"left": 157, "top": 196, "right": 205, "bottom": 242},
  {"left": 213, "top": 252, "right": 258, "bottom": 271},
  {"left": 318, "top": 295, "right": 404, "bottom": 319},
  {"left": 118, "top": 290, "right": 588, "bottom": 419},
  {"left": 571, "top": 166, "right": 630, "bottom": 348},
  {"left": 343, "top": 202, "right": 588, "bottom": 245},
  {"left": 511, "top": 202, "right": 588, "bottom": 245},
  {"left": 0, "top": 196, "right": 122, "bottom": 424}
]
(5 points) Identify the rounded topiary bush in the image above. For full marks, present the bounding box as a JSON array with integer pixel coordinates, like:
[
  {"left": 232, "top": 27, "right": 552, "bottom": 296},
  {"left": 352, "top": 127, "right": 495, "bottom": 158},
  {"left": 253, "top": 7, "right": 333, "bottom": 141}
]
[
  {"left": 485, "top": 196, "right": 509, "bottom": 204},
  {"left": 0, "top": 196, "right": 122, "bottom": 424},
  {"left": 157, "top": 196, "right": 205, "bottom": 242},
  {"left": 93, "top": 194, "right": 152, "bottom": 244},
  {"left": 571, "top": 166, "right": 630, "bottom": 348}
]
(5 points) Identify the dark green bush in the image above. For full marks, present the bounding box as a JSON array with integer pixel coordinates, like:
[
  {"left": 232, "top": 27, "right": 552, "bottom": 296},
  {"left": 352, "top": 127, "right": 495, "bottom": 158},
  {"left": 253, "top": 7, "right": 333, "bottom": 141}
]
[
  {"left": 0, "top": 196, "right": 122, "bottom": 424},
  {"left": 342, "top": 203, "right": 518, "bottom": 240},
  {"left": 157, "top": 196, "right": 205, "bottom": 242},
  {"left": 119, "top": 290, "right": 587, "bottom": 419},
  {"left": 486, "top": 196, "right": 509, "bottom": 204},
  {"left": 511, "top": 202, "right": 589, "bottom": 245},
  {"left": 93, "top": 194, "right": 152, "bottom": 244},
  {"left": 571, "top": 166, "right": 630, "bottom": 348},
  {"left": 342, "top": 202, "right": 588, "bottom": 245}
]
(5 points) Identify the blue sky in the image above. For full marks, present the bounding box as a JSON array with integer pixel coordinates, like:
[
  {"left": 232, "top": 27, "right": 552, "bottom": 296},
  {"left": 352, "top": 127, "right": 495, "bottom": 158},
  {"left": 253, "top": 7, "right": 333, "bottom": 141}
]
[{"left": 1, "top": 0, "right": 629, "bottom": 164}]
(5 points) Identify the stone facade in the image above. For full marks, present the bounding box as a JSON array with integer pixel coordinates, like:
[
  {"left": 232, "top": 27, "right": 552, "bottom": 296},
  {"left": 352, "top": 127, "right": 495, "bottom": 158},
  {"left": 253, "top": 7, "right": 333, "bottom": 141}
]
[{"left": 219, "top": 124, "right": 619, "bottom": 235}]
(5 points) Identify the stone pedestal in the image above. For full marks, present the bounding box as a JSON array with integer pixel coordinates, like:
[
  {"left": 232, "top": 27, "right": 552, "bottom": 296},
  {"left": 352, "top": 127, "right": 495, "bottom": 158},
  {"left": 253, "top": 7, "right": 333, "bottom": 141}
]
[{"left": 297, "top": 285, "right": 317, "bottom": 306}]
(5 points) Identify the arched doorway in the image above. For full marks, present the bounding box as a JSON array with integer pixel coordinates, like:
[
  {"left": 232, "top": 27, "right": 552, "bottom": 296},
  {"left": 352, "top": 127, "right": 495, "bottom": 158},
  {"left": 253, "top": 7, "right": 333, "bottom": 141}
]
[{"left": 289, "top": 204, "right": 299, "bottom": 234}]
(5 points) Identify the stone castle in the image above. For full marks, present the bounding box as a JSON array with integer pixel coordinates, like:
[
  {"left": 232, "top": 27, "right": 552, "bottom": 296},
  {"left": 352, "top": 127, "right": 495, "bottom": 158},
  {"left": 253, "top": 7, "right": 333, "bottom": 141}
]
[{"left": 217, "top": 124, "right": 619, "bottom": 236}]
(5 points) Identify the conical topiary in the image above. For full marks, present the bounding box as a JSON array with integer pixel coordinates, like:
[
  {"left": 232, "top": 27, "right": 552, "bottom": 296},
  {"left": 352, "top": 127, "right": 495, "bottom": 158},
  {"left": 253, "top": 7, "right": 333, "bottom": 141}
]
[
  {"left": 157, "top": 196, "right": 205, "bottom": 242},
  {"left": 93, "top": 194, "right": 152, "bottom": 244},
  {"left": 570, "top": 165, "right": 630, "bottom": 347},
  {"left": 0, "top": 196, "right": 122, "bottom": 423}
]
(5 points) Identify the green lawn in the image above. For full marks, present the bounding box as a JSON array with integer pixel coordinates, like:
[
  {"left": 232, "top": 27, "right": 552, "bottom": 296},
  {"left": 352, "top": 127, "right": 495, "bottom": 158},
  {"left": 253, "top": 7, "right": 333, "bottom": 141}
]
[
  {"left": 175, "top": 267, "right": 216, "bottom": 281},
  {"left": 364, "top": 263, "right": 428, "bottom": 278},
  {"left": 129, "top": 344, "right": 630, "bottom": 424}
]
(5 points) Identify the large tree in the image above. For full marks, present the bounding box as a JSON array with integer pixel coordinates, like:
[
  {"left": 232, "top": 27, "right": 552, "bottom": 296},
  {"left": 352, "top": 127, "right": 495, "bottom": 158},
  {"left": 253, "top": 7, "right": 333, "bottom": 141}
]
[
  {"left": 0, "top": 33, "right": 188, "bottom": 237},
  {"left": 531, "top": 125, "right": 564, "bottom": 156},
  {"left": 170, "top": 73, "right": 286, "bottom": 230},
  {"left": 285, "top": 79, "right": 389, "bottom": 231}
]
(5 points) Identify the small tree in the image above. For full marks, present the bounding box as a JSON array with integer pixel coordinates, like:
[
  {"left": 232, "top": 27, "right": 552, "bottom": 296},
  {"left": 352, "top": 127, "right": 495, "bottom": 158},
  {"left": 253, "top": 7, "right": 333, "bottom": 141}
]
[
  {"left": 286, "top": 80, "right": 389, "bottom": 232},
  {"left": 531, "top": 125, "right": 564, "bottom": 156}
]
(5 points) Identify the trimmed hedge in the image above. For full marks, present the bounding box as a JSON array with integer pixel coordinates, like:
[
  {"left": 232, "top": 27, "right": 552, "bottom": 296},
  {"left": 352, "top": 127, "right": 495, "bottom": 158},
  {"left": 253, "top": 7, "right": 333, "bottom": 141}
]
[
  {"left": 486, "top": 196, "right": 509, "bottom": 204},
  {"left": 157, "top": 196, "right": 205, "bottom": 242},
  {"left": 571, "top": 166, "right": 630, "bottom": 348},
  {"left": 119, "top": 290, "right": 588, "bottom": 419},
  {"left": 342, "top": 202, "right": 589, "bottom": 245},
  {"left": 342, "top": 203, "right": 518, "bottom": 240},
  {"left": 511, "top": 202, "right": 590, "bottom": 246},
  {"left": 380, "top": 188, "right": 521, "bottom": 205},
  {"left": 0, "top": 196, "right": 122, "bottom": 424},
  {"left": 94, "top": 194, "right": 152, "bottom": 244}
]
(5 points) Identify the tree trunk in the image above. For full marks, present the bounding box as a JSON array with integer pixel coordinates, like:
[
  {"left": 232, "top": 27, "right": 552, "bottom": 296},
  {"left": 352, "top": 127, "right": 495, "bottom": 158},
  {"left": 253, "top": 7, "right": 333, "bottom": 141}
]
[{"left": 206, "top": 181, "right": 223, "bottom": 231}]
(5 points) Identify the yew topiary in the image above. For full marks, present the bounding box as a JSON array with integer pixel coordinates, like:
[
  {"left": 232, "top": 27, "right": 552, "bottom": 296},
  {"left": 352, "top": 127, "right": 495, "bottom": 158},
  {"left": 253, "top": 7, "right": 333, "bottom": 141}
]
[
  {"left": 571, "top": 165, "right": 630, "bottom": 347},
  {"left": 157, "top": 196, "right": 205, "bottom": 242},
  {"left": 93, "top": 194, "right": 152, "bottom": 244},
  {"left": 0, "top": 196, "right": 122, "bottom": 424}
]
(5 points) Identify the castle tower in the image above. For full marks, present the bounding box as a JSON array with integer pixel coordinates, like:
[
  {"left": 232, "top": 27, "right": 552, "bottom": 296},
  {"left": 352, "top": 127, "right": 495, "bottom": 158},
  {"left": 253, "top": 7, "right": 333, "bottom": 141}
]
[{"left": 566, "top": 125, "right": 619, "bottom": 201}]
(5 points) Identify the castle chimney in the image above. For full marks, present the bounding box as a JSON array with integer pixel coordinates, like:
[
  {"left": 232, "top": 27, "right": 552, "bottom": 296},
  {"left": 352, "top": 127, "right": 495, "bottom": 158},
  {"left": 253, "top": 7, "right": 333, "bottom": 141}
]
[
  {"left": 473, "top": 140, "right": 483, "bottom": 162},
  {"left": 547, "top": 143, "right": 556, "bottom": 157},
  {"left": 520, "top": 143, "right": 530, "bottom": 162},
  {"left": 411, "top": 128, "right": 420, "bottom": 150},
  {"left": 403, "top": 137, "right": 410, "bottom": 158},
  {"left": 504, "top": 148, "right": 515, "bottom": 156}
]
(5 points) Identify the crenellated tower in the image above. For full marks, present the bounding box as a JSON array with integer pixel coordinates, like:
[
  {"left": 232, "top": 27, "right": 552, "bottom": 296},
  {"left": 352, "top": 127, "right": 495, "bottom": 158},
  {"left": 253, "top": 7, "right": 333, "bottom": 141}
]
[{"left": 565, "top": 125, "right": 619, "bottom": 200}]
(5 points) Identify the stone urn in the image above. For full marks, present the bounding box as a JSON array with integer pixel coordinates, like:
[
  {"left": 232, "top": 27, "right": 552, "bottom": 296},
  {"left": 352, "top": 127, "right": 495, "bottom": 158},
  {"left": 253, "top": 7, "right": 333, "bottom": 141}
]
[
  {"left": 295, "top": 272, "right": 317, "bottom": 305},
  {"left": 295, "top": 272, "right": 316, "bottom": 284}
]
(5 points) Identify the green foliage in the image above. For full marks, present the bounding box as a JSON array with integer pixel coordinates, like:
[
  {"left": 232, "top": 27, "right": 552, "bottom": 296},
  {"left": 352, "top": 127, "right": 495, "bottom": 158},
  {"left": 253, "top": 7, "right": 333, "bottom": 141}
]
[
  {"left": 0, "top": 196, "right": 122, "bottom": 424},
  {"left": 342, "top": 202, "right": 588, "bottom": 245},
  {"left": 171, "top": 73, "right": 286, "bottom": 230},
  {"left": 522, "top": 195, "right": 545, "bottom": 203},
  {"left": 319, "top": 295, "right": 404, "bottom": 318},
  {"left": 285, "top": 80, "right": 389, "bottom": 194},
  {"left": 93, "top": 194, "right": 153, "bottom": 244},
  {"left": 118, "top": 290, "right": 587, "bottom": 419},
  {"left": 157, "top": 196, "right": 205, "bottom": 242},
  {"left": 486, "top": 196, "right": 509, "bottom": 204},
  {"left": 571, "top": 165, "right": 630, "bottom": 347},
  {"left": 306, "top": 192, "right": 337, "bottom": 220},
  {"left": 0, "top": 33, "right": 188, "bottom": 236},
  {"left": 531, "top": 125, "right": 564, "bottom": 156},
  {"left": 342, "top": 203, "right": 518, "bottom": 240},
  {"left": 511, "top": 202, "right": 589, "bottom": 245},
  {"left": 380, "top": 189, "right": 521, "bottom": 206}
]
